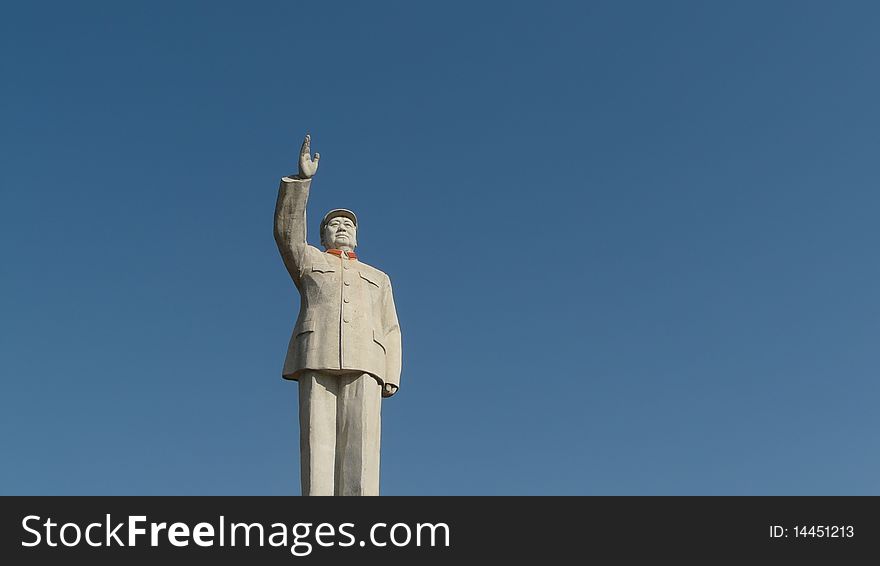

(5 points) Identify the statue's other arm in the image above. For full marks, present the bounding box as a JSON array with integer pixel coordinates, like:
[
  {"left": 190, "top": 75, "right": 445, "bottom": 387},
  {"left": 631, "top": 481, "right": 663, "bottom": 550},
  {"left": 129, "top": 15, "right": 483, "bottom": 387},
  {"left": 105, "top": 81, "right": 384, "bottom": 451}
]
[
  {"left": 381, "top": 275, "right": 402, "bottom": 397},
  {"left": 273, "top": 134, "right": 320, "bottom": 284}
]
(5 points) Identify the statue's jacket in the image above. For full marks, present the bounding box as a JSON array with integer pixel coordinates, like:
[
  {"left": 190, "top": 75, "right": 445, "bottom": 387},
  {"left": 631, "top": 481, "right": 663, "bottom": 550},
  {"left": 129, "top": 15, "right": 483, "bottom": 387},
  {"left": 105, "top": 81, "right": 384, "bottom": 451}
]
[{"left": 273, "top": 177, "right": 402, "bottom": 389}]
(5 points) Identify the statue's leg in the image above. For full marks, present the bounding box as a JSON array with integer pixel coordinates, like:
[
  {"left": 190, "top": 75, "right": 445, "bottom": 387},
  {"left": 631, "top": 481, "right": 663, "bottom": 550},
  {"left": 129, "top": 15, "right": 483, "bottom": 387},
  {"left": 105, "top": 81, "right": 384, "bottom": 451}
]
[
  {"left": 335, "top": 373, "right": 382, "bottom": 496},
  {"left": 298, "top": 371, "right": 338, "bottom": 496}
]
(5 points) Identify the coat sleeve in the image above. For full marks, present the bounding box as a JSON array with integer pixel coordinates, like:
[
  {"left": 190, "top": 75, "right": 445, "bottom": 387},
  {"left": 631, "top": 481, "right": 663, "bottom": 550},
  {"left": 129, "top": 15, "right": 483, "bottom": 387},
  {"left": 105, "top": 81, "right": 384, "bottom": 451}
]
[
  {"left": 273, "top": 176, "right": 312, "bottom": 284},
  {"left": 382, "top": 274, "right": 402, "bottom": 389}
]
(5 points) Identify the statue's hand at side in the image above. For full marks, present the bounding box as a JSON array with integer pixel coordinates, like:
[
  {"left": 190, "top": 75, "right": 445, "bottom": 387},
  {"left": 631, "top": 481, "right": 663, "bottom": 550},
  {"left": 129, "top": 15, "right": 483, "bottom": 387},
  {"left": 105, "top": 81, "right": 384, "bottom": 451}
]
[
  {"left": 382, "top": 383, "right": 398, "bottom": 398},
  {"left": 297, "top": 133, "right": 320, "bottom": 179}
]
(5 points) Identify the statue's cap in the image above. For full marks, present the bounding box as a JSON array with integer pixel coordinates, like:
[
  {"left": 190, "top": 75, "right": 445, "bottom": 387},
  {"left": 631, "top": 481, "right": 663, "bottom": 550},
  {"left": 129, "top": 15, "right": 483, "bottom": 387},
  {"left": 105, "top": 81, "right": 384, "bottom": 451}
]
[{"left": 320, "top": 208, "right": 358, "bottom": 231}]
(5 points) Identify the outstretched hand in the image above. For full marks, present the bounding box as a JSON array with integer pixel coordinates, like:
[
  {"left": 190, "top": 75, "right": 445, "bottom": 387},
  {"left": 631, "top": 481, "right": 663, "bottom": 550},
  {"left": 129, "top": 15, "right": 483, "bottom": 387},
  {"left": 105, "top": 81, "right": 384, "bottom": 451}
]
[{"left": 298, "top": 134, "right": 320, "bottom": 179}]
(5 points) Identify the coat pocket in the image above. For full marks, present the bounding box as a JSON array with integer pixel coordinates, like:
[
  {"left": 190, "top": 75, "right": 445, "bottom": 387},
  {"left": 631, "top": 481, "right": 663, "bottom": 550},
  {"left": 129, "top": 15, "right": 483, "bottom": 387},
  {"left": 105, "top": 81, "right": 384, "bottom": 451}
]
[
  {"left": 358, "top": 270, "right": 382, "bottom": 288},
  {"left": 372, "top": 329, "right": 387, "bottom": 354},
  {"left": 295, "top": 320, "right": 316, "bottom": 337},
  {"left": 311, "top": 263, "right": 336, "bottom": 274}
]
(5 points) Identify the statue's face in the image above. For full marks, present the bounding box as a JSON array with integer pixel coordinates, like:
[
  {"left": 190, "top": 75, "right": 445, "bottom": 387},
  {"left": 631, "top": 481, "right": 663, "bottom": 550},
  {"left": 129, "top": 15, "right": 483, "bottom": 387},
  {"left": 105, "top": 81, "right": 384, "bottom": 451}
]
[{"left": 322, "top": 216, "right": 357, "bottom": 251}]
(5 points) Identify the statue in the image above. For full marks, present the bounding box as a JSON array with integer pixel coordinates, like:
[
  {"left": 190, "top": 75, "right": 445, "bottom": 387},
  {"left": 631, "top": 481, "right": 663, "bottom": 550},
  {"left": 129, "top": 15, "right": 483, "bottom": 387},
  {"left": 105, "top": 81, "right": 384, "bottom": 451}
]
[{"left": 273, "top": 134, "right": 402, "bottom": 496}]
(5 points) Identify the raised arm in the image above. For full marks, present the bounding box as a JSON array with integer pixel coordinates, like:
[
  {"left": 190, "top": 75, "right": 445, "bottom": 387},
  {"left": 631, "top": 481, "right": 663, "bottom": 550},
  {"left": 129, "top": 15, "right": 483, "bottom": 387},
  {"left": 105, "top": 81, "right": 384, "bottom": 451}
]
[{"left": 274, "top": 134, "right": 320, "bottom": 283}]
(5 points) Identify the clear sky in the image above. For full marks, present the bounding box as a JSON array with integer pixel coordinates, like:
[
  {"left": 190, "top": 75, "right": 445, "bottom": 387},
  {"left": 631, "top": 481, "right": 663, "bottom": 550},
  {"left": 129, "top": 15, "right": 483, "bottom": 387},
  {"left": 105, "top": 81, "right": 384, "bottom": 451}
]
[{"left": 2, "top": 1, "right": 879, "bottom": 495}]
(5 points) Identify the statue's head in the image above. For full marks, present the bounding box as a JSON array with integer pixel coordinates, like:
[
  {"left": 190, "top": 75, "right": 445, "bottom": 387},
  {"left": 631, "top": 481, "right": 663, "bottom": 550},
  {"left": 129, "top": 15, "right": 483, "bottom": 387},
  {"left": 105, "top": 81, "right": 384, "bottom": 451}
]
[{"left": 320, "top": 209, "right": 358, "bottom": 252}]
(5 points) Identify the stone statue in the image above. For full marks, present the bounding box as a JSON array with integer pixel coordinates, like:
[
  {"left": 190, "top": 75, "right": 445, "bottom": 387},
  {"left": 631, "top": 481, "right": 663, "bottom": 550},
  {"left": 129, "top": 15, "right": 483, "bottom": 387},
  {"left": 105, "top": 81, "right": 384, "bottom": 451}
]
[{"left": 273, "top": 134, "right": 402, "bottom": 496}]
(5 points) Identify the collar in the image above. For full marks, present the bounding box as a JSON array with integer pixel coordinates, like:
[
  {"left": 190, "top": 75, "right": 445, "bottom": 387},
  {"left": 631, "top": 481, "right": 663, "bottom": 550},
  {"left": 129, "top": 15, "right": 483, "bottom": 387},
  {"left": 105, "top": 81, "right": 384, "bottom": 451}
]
[{"left": 326, "top": 249, "right": 357, "bottom": 260}]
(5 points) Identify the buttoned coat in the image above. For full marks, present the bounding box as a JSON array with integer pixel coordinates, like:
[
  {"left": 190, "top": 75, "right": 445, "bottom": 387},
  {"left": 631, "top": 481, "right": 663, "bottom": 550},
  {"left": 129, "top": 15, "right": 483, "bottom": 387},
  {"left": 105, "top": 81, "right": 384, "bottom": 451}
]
[{"left": 274, "top": 177, "right": 402, "bottom": 389}]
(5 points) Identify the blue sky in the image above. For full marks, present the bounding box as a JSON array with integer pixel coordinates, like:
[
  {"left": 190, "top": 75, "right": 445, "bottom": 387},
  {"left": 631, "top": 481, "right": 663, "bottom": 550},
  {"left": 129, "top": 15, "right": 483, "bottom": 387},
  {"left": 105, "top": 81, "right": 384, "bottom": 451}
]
[{"left": 2, "top": 1, "right": 879, "bottom": 494}]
